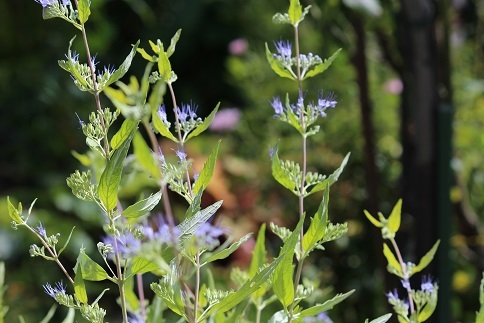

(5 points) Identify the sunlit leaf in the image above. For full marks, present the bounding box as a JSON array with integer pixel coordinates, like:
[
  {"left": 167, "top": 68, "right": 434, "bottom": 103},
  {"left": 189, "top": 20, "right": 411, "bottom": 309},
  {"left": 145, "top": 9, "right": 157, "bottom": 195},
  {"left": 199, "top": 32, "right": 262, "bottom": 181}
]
[
  {"left": 387, "top": 199, "right": 402, "bottom": 234},
  {"left": 304, "top": 49, "right": 341, "bottom": 79},
  {"left": 411, "top": 240, "right": 440, "bottom": 276},
  {"left": 383, "top": 243, "right": 402, "bottom": 276},
  {"left": 192, "top": 140, "right": 221, "bottom": 195}
]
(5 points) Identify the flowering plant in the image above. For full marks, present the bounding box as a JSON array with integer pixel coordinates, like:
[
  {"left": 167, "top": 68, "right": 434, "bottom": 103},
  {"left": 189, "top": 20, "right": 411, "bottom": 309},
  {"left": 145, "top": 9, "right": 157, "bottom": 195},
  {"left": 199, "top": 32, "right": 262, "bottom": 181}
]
[{"left": 4, "top": 0, "right": 460, "bottom": 322}]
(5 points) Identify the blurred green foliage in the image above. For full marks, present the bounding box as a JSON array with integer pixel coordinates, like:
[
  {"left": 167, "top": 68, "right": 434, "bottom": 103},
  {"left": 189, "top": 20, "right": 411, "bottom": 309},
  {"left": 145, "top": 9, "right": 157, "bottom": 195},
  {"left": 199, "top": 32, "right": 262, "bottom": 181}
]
[{"left": 0, "top": 0, "right": 482, "bottom": 321}]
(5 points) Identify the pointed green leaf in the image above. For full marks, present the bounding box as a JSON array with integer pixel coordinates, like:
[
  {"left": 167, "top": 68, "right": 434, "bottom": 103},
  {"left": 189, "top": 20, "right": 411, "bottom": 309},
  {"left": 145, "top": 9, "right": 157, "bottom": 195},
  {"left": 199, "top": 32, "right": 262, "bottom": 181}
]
[
  {"left": 192, "top": 140, "right": 221, "bottom": 195},
  {"left": 186, "top": 103, "right": 220, "bottom": 141},
  {"left": 122, "top": 191, "right": 162, "bottom": 220},
  {"left": 299, "top": 290, "right": 355, "bottom": 317},
  {"left": 61, "top": 308, "right": 76, "bottom": 323},
  {"left": 303, "top": 49, "right": 341, "bottom": 80},
  {"left": 364, "top": 210, "right": 383, "bottom": 228},
  {"left": 411, "top": 240, "right": 440, "bottom": 275},
  {"left": 133, "top": 131, "right": 160, "bottom": 179},
  {"left": 185, "top": 190, "right": 202, "bottom": 219},
  {"left": 265, "top": 43, "right": 295, "bottom": 80},
  {"left": 78, "top": 251, "right": 109, "bottom": 281},
  {"left": 249, "top": 224, "right": 267, "bottom": 299},
  {"left": 129, "top": 257, "right": 160, "bottom": 276},
  {"left": 58, "top": 226, "right": 76, "bottom": 255},
  {"left": 74, "top": 264, "right": 88, "bottom": 304},
  {"left": 203, "top": 233, "right": 252, "bottom": 265},
  {"left": 271, "top": 142, "right": 296, "bottom": 191},
  {"left": 288, "top": 0, "right": 303, "bottom": 25},
  {"left": 7, "top": 196, "right": 23, "bottom": 224},
  {"left": 387, "top": 199, "right": 402, "bottom": 234},
  {"left": 284, "top": 94, "right": 304, "bottom": 134},
  {"left": 136, "top": 48, "right": 157, "bottom": 62},
  {"left": 309, "top": 152, "right": 350, "bottom": 195},
  {"left": 77, "top": 0, "right": 91, "bottom": 24},
  {"left": 273, "top": 214, "right": 305, "bottom": 308},
  {"left": 152, "top": 109, "right": 178, "bottom": 142},
  {"left": 368, "top": 313, "right": 392, "bottom": 323},
  {"left": 418, "top": 288, "right": 438, "bottom": 322},
  {"left": 302, "top": 186, "right": 329, "bottom": 255},
  {"left": 167, "top": 29, "right": 182, "bottom": 57},
  {"left": 98, "top": 130, "right": 135, "bottom": 211},
  {"left": 111, "top": 119, "right": 139, "bottom": 150},
  {"left": 104, "top": 41, "right": 140, "bottom": 89},
  {"left": 177, "top": 200, "right": 223, "bottom": 245},
  {"left": 382, "top": 243, "right": 402, "bottom": 276},
  {"left": 200, "top": 255, "right": 283, "bottom": 319},
  {"left": 158, "top": 50, "right": 172, "bottom": 82}
]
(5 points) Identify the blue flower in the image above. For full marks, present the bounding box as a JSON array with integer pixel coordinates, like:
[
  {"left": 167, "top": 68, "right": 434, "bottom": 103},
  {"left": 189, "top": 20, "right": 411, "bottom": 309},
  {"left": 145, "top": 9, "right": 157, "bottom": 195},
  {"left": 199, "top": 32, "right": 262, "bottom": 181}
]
[
  {"left": 317, "top": 92, "right": 337, "bottom": 117},
  {"left": 177, "top": 102, "right": 199, "bottom": 123},
  {"left": 36, "top": 222, "right": 47, "bottom": 239},
  {"left": 271, "top": 96, "right": 284, "bottom": 116},
  {"left": 195, "top": 222, "right": 224, "bottom": 251},
  {"left": 401, "top": 279, "right": 411, "bottom": 291},
  {"left": 421, "top": 275, "right": 434, "bottom": 293},
  {"left": 175, "top": 148, "right": 187, "bottom": 162},
  {"left": 128, "top": 313, "right": 145, "bottom": 323},
  {"left": 385, "top": 289, "right": 399, "bottom": 302},
  {"left": 35, "top": 0, "right": 57, "bottom": 8},
  {"left": 43, "top": 281, "right": 67, "bottom": 299},
  {"left": 274, "top": 40, "right": 292, "bottom": 59},
  {"left": 157, "top": 105, "right": 168, "bottom": 123},
  {"left": 316, "top": 312, "right": 333, "bottom": 323},
  {"left": 102, "top": 231, "right": 141, "bottom": 258}
]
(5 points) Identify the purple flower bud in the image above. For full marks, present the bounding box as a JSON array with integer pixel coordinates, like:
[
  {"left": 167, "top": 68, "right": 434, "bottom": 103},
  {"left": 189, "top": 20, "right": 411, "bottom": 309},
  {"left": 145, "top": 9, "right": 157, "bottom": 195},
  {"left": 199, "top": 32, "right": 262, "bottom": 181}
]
[
  {"left": 35, "top": 0, "right": 57, "bottom": 8},
  {"left": 43, "top": 281, "right": 67, "bottom": 299},
  {"left": 157, "top": 105, "right": 168, "bottom": 123},
  {"left": 175, "top": 148, "right": 187, "bottom": 162},
  {"left": 177, "top": 102, "right": 199, "bottom": 123},
  {"left": 274, "top": 40, "right": 292, "bottom": 59},
  {"left": 195, "top": 222, "right": 224, "bottom": 251},
  {"left": 36, "top": 222, "right": 47, "bottom": 239},
  {"left": 271, "top": 97, "right": 284, "bottom": 116},
  {"left": 385, "top": 289, "right": 399, "bottom": 302},
  {"left": 401, "top": 279, "right": 411, "bottom": 291},
  {"left": 421, "top": 275, "right": 435, "bottom": 293}
]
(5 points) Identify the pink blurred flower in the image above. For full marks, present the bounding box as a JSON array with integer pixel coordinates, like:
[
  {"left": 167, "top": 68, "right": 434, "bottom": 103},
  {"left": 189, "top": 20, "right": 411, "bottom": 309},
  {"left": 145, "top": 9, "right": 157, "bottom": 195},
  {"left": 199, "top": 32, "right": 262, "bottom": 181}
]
[
  {"left": 228, "top": 38, "right": 248, "bottom": 56},
  {"left": 384, "top": 78, "right": 403, "bottom": 94},
  {"left": 209, "top": 108, "right": 241, "bottom": 132}
]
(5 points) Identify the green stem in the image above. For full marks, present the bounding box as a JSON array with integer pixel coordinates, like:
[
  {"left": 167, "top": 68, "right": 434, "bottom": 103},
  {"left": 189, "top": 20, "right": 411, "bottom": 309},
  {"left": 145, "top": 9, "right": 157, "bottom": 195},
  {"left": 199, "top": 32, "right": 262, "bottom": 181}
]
[
  {"left": 390, "top": 238, "right": 415, "bottom": 314},
  {"left": 194, "top": 251, "right": 201, "bottom": 323},
  {"left": 109, "top": 216, "right": 129, "bottom": 323}
]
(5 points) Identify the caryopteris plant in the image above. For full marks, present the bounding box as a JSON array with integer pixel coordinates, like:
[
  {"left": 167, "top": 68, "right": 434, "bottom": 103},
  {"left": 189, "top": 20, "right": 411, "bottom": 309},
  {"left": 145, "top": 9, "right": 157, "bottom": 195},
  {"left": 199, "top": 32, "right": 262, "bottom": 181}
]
[
  {"left": 364, "top": 200, "right": 440, "bottom": 322},
  {"left": 5, "top": 0, "right": 425, "bottom": 322}
]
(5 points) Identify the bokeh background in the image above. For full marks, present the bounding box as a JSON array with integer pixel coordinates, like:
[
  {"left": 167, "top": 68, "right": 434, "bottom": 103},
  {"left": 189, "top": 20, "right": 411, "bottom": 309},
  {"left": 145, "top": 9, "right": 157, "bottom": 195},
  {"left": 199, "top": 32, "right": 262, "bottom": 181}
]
[{"left": 0, "top": 0, "right": 483, "bottom": 321}]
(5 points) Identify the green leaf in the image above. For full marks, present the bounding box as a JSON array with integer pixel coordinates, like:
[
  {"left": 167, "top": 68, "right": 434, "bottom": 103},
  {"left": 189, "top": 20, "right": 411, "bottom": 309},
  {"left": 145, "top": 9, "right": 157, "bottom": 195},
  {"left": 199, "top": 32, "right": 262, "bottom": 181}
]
[
  {"left": 61, "top": 308, "right": 76, "bottom": 323},
  {"left": 133, "top": 131, "right": 160, "bottom": 179},
  {"left": 7, "top": 196, "right": 23, "bottom": 224},
  {"left": 271, "top": 142, "right": 296, "bottom": 191},
  {"left": 288, "top": 0, "right": 303, "bottom": 25},
  {"left": 418, "top": 288, "right": 438, "bottom": 322},
  {"left": 59, "top": 37, "right": 89, "bottom": 89},
  {"left": 98, "top": 130, "right": 135, "bottom": 211},
  {"left": 309, "top": 152, "right": 350, "bottom": 195},
  {"left": 285, "top": 94, "right": 304, "bottom": 135},
  {"left": 250, "top": 224, "right": 267, "bottom": 278},
  {"left": 152, "top": 109, "right": 178, "bottom": 143},
  {"left": 273, "top": 214, "right": 305, "bottom": 308},
  {"left": 105, "top": 41, "right": 140, "bottom": 89},
  {"left": 167, "top": 29, "right": 182, "bottom": 57},
  {"left": 136, "top": 48, "right": 156, "bottom": 62},
  {"left": 411, "top": 240, "right": 440, "bottom": 276},
  {"left": 367, "top": 313, "right": 392, "bottom": 323},
  {"left": 192, "top": 140, "right": 221, "bottom": 195},
  {"left": 265, "top": 43, "right": 295, "bottom": 80},
  {"left": 77, "top": 250, "right": 109, "bottom": 281},
  {"left": 299, "top": 290, "right": 355, "bottom": 317},
  {"left": 302, "top": 186, "right": 329, "bottom": 255},
  {"left": 123, "top": 275, "right": 139, "bottom": 311},
  {"left": 203, "top": 233, "right": 252, "bottom": 265},
  {"left": 158, "top": 50, "right": 172, "bottom": 82},
  {"left": 111, "top": 119, "right": 139, "bottom": 150},
  {"left": 74, "top": 264, "right": 88, "bottom": 304},
  {"left": 121, "top": 191, "right": 162, "bottom": 220},
  {"left": 58, "top": 226, "right": 76, "bottom": 255},
  {"left": 387, "top": 199, "right": 402, "bottom": 234},
  {"left": 364, "top": 210, "right": 383, "bottom": 228},
  {"left": 200, "top": 255, "right": 283, "bottom": 319},
  {"left": 177, "top": 200, "right": 223, "bottom": 245},
  {"left": 249, "top": 224, "right": 267, "bottom": 299},
  {"left": 303, "top": 48, "right": 342, "bottom": 80},
  {"left": 382, "top": 243, "right": 402, "bottom": 276},
  {"left": 185, "top": 190, "right": 202, "bottom": 219},
  {"left": 186, "top": 103, "right": 220, "bottom": 141},
  {"left": 129, "top": 257, "right": 160, "bottom": 277},
  {"left": 77, "top": 0, "right": 91, "bottom": 24}
]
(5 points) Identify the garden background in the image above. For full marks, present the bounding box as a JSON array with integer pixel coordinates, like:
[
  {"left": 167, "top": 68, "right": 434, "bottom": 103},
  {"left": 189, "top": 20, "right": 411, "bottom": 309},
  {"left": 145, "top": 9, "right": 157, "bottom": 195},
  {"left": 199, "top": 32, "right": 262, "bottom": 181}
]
[{"left": 0, "top": 0, "right": 483, "bottom": 321}]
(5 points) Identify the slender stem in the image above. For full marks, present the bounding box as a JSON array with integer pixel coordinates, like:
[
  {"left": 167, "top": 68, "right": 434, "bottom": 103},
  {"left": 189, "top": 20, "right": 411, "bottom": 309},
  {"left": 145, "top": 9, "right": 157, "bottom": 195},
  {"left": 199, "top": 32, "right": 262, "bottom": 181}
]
[
  {"left": 137, "top": 273, "right": 147, "bottom": 320},
  {"left": 109, "top": 216, "right": 129, "bottom": 323},
  {"left": 255, "top": 298, "right": 263, "bottom": 323},
  {"left": 73, "top": 0, "right": 109, "bottom": 157},
  {"left": 167, "top": 83, "right": 193, "bottom": 197},
  {"left": 390, "top": 238, "right": 415, "bottom": 314},
  {"left": 194, "top": 251, "right": 201, "bottom": 323},
  {"left": 288, "top": 24, "right": 308, "bottom": 323},
  {"left": 26, "top": 225, "right": 75, "bottom": 285}
]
